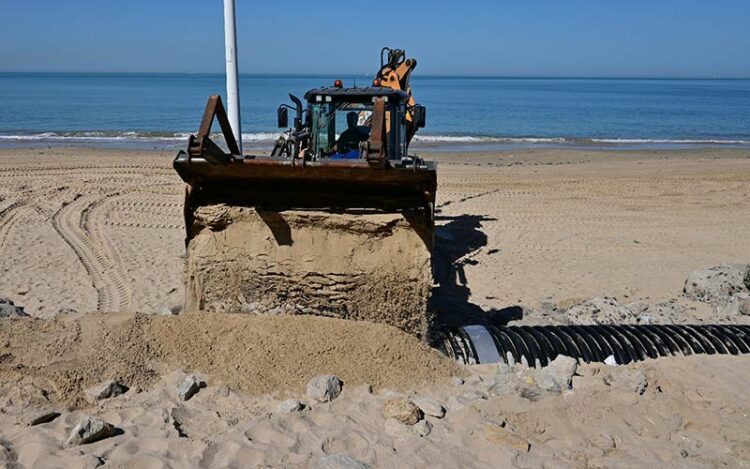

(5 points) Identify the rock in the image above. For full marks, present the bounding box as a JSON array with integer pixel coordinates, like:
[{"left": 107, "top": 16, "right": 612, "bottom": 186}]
[
  {"left": 0, "top": 298, "right": 28, "bottom": 318},
  {"left": 683, "top": 264, "right": 750, "bottom": 304},
  {"left": 489, "top": 366, "right": 565, "bottom": 401},
  {"left": 603, "top": 368, "right": 648, "bottom": 395},
  {"left": 533, "top": 372, "right": 562, "bottom": 394},
  {"left": 413, "top": 419, "right": 432, "bottom": 437},
  {"left": 25, "top": 410, "right": 61, "bottom": 426},
  {"left": 565, "top": 297, "right": 637, "bottom": 325},
  {"left": 451, "top": 377, "right": 465, "bottom": 386},
  {"left": 85, "top": 379, "right": 128, "bottom": 403},
  {"left": 739, "top": 298, "right": 750, "bottom": 316},
  {"left": 411, "top": 397, "right": 446, "bottom": 418},
  {"left": 543, "top": 355, "right": 578, "bottom": 389},
  {"left": 276, "top": 399, "right": 304, "bottom": 413},
  {"left": 177, "top": 374, "right": 203, "bottom": 401},
  {"left": 483, "top": 423, "right": 530, "bottom": 452},
  {"left": 312, "top": 454, "right": 370, "bottom": 469},
  {"left": 306, "top": 375, "right": 342, "bottom": 403},
  {"left": 384, "top": 418, "right": 414, "bottom": 440},
  {"left": 64, "top": 415, "right": 116, "bottom": 447},
  {"left": 382, "top": 398, "right": 422, "bottom": 425},
  {"left": 58, "top": 307, "right": 77, "bottom": 315}
]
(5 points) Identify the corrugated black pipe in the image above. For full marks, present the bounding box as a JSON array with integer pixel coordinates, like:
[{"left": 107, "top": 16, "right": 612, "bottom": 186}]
[{"left": 442, "top": 324, "right": 750, "bottom": 366}]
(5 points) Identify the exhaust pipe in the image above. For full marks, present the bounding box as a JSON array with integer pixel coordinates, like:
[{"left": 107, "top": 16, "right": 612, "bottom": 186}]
[{"left": 223, "top": 0, "right": 242, "bottom": 154}]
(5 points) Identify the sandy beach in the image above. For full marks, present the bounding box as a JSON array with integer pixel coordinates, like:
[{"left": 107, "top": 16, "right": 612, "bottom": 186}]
[{"left": 2, "top": 146, "right": 750, "bottom": 467}]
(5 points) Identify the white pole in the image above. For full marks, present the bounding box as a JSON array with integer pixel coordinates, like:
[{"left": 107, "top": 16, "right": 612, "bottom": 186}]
[{"left": 223, "top": 0, "right": 242, "bottom": 154}]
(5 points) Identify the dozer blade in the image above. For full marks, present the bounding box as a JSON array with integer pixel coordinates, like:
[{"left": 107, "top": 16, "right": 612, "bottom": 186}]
[{"left": 173, "top": 152, "right": 437, "bottom": 213}]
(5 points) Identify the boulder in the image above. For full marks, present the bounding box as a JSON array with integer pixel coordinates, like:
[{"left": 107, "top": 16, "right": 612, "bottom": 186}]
[
  {"left": 64, "top": 415, "right": 116, "bottom": 447},
  {"left": 382, "top": 398, "right": 423, "bottom": 425},
  {"left": 683, "top": 264, "right": 750, "bottom": 304},
  {"left": 306, "top": 375, "right": 342, "bottom": 403}
]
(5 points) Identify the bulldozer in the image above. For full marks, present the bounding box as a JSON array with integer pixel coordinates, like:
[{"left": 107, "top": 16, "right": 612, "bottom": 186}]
[
  {"left": 173, "top": 48, "right": 438, "bottom": 337},
  {"left": 172, "top": 0, "right": 750, "bottom": 365},
  {"left": 174, "top": 47, "right": 435, "bottom": 229}
]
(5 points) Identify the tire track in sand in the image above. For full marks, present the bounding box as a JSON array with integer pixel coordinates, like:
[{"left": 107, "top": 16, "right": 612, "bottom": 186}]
[
  {"left": 52, "top": 194, "right": 132, "bottom": 312},
  {"left": 0, "top": 200, "right": 26, "bottom": 257}
]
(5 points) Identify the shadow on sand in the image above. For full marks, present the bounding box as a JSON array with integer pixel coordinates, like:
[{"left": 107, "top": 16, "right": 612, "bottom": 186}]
[{"left": 429, "top": 213, "right": 523, "bottom": 333}]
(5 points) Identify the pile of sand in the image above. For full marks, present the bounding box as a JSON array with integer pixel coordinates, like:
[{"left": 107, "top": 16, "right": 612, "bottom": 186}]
[
  {"left": 0, "top": 313, "right": 459, "bottom": 409},
  {"left": 184, "top": 206, "right": 433, "bottom": 337}
]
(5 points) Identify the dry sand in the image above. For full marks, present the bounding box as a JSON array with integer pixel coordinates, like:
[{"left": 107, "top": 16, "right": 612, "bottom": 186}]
[{"left": 1, "top": 146, "right": 750, "bottom": 467}]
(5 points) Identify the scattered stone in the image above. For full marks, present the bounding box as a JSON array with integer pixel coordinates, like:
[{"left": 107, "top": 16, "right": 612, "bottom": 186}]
[
  {"left": 384, "top": 418, "right": 415, "bottom": 440},
  {"left": 64, "top": 415, "right": 116, "bottom": 447},
  {"left": 276, "top": 399, "right": 304, "bottom": 413},
  {"left": 57, "top": 307, "right": 77, "bottom": 315},
  {"left": 451, "top": 377, "right": 465, "bottom": 386},
  {"left": 0, "top": 297, "right": 28, "bottom": 318},
  {"left": 177, "top": 374, "right": 203, "bottom": 401},
  {"left": 543, "top": 355, "right": 578, "bottom": 389},
  {"left": 413, "top": 419, "right": 433, "bottom": 437},
  {"left": 312, "top": 454, "right": 370, "bottom": 469},
  {"left": 25, "top": 410, "right": 61, "bottom": 426},
  {"left": 411, "top": 397, "right": 446, "bottom": 418},
  {"left": 603, "top": 368, "right": 648, "bottom": 395},
  {"left": 483, "top": 423, "right": 530, "bottom": 452},
  {"left": 383, "top": 398, "right": 422, "bottom": 425},
  {"left": 533, "top": 372, "right": 562, "bottom": 394},
  {"left": 683, "top": 264, "right": 750, "bottom": 304},
  {"left": 306, "top": 375, "right": 342, "bottom": 403},
  {"left": 739, "top": 298, "right": 750, "bottom": 316},
  {"left": 489, "top": 364, "right": 574, "bottom": 401},
  {"left": 85, "top": 379, "right": 128, "bottom": 403}
]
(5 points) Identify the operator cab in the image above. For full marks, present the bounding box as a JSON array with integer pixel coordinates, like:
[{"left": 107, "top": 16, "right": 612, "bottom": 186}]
[{"left": 277, "top": 86, "right": 426, "bottom": 163}]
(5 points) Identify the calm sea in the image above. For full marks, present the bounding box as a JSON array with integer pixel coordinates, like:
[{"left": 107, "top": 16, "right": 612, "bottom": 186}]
[{"left": 1, "top": 73, "right": 749, "bottom": 151}]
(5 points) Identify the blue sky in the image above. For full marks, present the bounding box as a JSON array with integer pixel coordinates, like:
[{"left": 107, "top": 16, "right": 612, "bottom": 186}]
[{"left": 1, "top": 0, "right": 749, "bottom": 77}]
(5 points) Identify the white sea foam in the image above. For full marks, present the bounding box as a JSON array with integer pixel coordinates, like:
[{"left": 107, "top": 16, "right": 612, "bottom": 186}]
[
  {"left": 1, "top": 132, "right": 748, "bottom": 147},
  {"left": 589, "top": 138, "right": 750, "bottom": 145}
]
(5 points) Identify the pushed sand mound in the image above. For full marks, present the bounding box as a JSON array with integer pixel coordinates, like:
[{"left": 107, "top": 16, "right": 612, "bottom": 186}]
[
  {"left": 0, "top": 313, "right": 458, "bottom": 409},
  {"left": 184, "top": 206, "right": 433, "bottom": 337}
]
